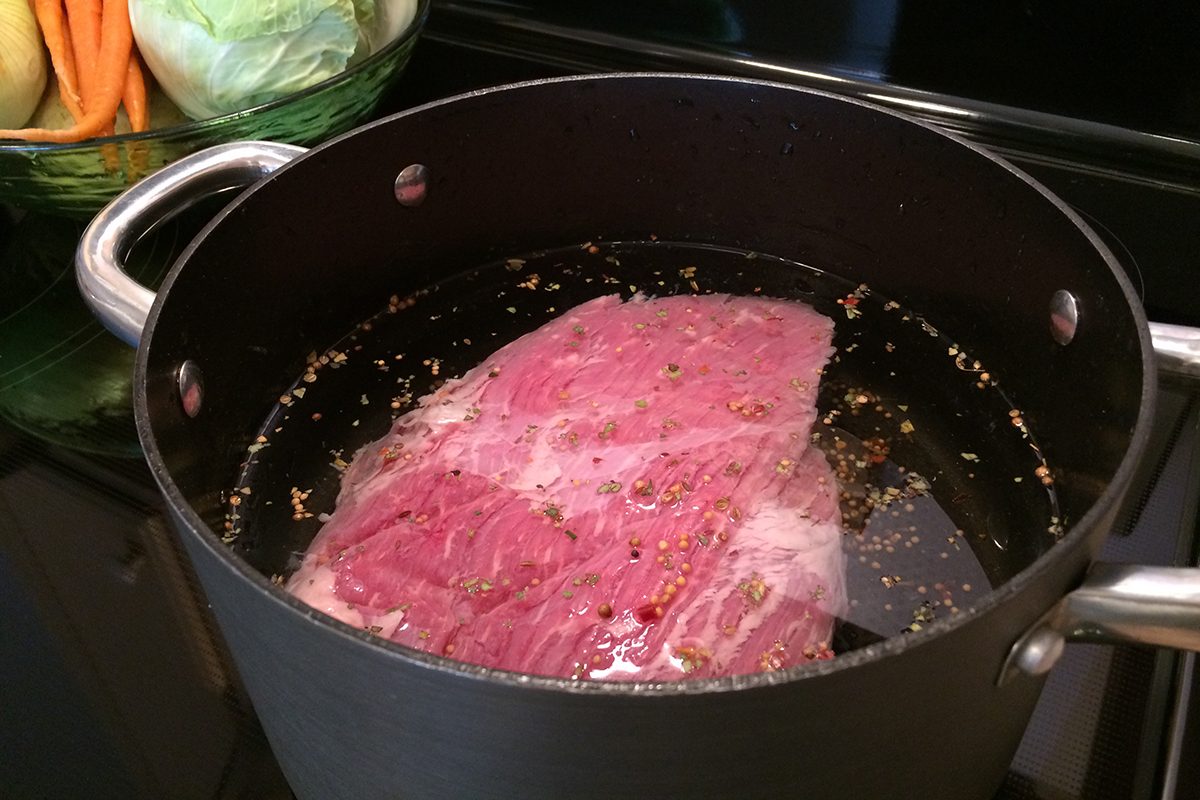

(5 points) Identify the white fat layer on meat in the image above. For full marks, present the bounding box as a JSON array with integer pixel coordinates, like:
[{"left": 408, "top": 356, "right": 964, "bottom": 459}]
[
  {"left": 288, "top": 560, "right": 366, "bottom": 630},
  {"left": 739, "top": 500, "right": 843, "bottom": 556},
  {"left": 665, "top": 500, "right": 845, "bottom": 670}
]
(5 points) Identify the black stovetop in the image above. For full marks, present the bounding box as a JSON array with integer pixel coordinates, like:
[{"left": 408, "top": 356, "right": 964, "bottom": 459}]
[
  {"left": 2, "top": 4, "right": 1198, "bottom": 798},
  {"left": 426, "top": 0, "right": 1200, "bottom": 145}
]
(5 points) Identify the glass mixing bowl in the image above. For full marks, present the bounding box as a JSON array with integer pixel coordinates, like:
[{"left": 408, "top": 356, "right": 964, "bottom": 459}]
[{"left": 0, "top": 0, "right": 429, "bottom": 219}]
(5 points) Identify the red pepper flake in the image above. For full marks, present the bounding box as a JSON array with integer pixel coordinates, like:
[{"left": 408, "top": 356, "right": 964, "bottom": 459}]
[
  {"left": 837, "top": 294, "right": 863, "bottom": 319},
  {"left": 743, "top": 402, "right": 768, "bottom": 417},
  {"left": 802, "top": 643, "right": 835, "bottom": 661},
  {"left": 863, "top": 436, "right": 890, "bottom": 464},
  {"left": 634, "top": 604, "right": 660, "bottom": 624},
  {"left": 758, "top": 642, "right": 788, "bottom": 672}
]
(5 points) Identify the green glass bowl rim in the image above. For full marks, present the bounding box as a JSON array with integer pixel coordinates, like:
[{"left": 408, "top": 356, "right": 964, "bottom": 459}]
[{"left": 0, "top": 0, "right": 430, "bottom": 155}]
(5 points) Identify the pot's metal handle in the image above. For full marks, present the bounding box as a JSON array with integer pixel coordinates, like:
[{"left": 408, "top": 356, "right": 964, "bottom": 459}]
[
  {"left": 1150, "top": 321, "right": 1200, "bottom": 382},
  {"left": 999, "top": 563, "right": 1200, "bottom": 685},
  {"left": 76, "top": 141, "right": 307, "bottom": 347}
]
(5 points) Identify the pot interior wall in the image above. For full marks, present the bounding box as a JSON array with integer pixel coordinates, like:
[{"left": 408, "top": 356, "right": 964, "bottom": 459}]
[{"left": 138, "top": 76, "right": 1146, "bottom": 579}]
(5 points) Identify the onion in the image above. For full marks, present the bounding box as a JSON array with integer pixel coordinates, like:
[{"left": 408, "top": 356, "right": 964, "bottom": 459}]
[{"left": 0, "top": 0, "right": 48, "bottom": 129}]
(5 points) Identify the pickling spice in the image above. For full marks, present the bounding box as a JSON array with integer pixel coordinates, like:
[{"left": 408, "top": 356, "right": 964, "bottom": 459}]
[
  {"left": 284, "top": 292, "right": 846, "bottom": 681},
  {"left": 226, "top": 238, "right": 1061, "bottom": 683}
]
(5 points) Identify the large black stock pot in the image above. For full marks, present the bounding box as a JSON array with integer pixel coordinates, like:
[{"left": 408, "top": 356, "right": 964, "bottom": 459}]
[{"left": 76, "top": 74, "right": 1200, "bottom": 799}]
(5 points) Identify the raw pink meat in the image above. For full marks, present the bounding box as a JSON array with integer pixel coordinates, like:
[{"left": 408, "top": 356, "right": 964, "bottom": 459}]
[{"left": 287, "top": 293, "right": 846, "bottom": 680}]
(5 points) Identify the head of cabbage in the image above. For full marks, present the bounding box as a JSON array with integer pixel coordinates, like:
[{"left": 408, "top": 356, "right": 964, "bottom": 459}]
[
  {"left": 0, "top": 0, "right": 48, "bottom": 130},
  {"left": 129, "top": 0, "right": 417, "bottom": 121}
]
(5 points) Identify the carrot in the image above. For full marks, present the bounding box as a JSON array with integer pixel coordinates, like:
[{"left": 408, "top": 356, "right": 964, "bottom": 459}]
[
  {"left": 66, "top": 0, "right": 102, "bottom": 106},
  {"left": 0, "top": 0, "right": 132, "bottom": 143},
  {"left": 121, "top": 54, "right": 151, "bottom": 180},
  {"left": 65, "top": 0, "right": 115, "bottom": 137},
  {"left": 33, "top": 0, "right": 85, "bottom": 123},
  {"left": 122, "top": 53, "right": 149, "bottom": 133},
  {"left": 65, "top": 0, "right": 149, "bottom": 134}
]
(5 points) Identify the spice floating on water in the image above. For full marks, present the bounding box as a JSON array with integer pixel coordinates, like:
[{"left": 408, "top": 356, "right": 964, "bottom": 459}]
[{"left": 258, "top": 240, "right": 1061, "bottom": 682}]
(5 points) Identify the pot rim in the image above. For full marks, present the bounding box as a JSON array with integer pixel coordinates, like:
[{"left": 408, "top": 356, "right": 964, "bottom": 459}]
[{"left": 132, "top": 71, "right": 1158, "bottom": 696}]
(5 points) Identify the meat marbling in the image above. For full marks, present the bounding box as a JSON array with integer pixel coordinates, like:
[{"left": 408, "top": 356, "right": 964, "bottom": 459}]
[{"left": 287, "top": 293, "right": 846, "bottom": 680}]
